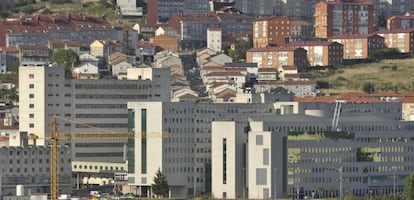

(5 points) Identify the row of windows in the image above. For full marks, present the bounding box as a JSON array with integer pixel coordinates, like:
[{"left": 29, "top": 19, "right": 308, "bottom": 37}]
[
  {"left": 5, "top": 158, "right": 69, "bottom": 164},
  {"left": 73, "top": 165, "right": 124, "bottom": 171},
  {"left": 74, "top": 84, "right": 151, "bottom": 89},
  {"left": 75, "top": 114, "right": 128, "bottom": 118},
  {"left": 75, "top": 94, "right": 150, "bottom": 99}
]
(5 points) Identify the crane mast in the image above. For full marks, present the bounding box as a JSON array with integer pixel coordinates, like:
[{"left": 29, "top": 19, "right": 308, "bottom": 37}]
[{"left": 50, "top": 115, "right": 59, "bottom": 200}]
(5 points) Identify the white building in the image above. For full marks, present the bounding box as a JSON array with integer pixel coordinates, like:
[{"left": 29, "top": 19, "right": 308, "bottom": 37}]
[
  {"left": 116, "top": 0, "right": 143, "bottom": 18},
  {"left": 19, "top": 64, "right": 171, "bottom": 163},
  {"left": 126, "top": 101, "right": 295, "bottom": 198},
  {"left": 207, "top": 28, "right": 222, "bottom": 53}
]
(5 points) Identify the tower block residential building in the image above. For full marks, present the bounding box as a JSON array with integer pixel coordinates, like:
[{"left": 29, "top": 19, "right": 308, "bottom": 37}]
[
  {"left": 253, "top": 16, "right": 291, "bottom": 47},
  {"left": 314, "top": 0, "right": 375, "bottom": 38}
]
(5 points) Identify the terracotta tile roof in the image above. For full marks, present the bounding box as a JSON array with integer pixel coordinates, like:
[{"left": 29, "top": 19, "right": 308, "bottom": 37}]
[
  {"left": 368, "top": 91, "right": 403, "bottom": 97},
  {"left": 247, "top": 46, "right": 302, "bottom": 52},
  {"left": 179, "top": 93, "right": 198, "bottom": 99},
  {"left": 281, "top": 65, "right": 297, "bottom": 70},
  {"left": 329, "top": 33, "right": 381, "bottom": 39},
  {"left": 208, "top": 27, "right": 222, "bottom": 31},
  {"left": 0, "top": 46, "right": 18, "bottom": 53},
  {"left": 205, "top": 71, "right": 244, "bottom": 76},
  {"left": 254, "top": 16, "right": 289, "bottom": 22},
  {"left": 172, "top": 12, "right": 219, "bottom": 22},
  {"left": 388, "top": 15, "right": 414, "bottom": 20},
  {"left": 209, "top": 81, "right": 230, "bottom": 88},
  {"left": 376, "top": 28, "right": 414, "bottom": 34},
  {"left": 400, "top": 97, "right": 414, "bottom": 103},
  {"left": 215, "top": 89, "right": 236, "bottom": 98},
  {"left": 3, "top": 14, "right": 112, "bottom": 34},
  {"left": 258, "top": 68, "right": 277, "bottom": 72},
  {"left": 19, "top": 44, "right": 50, "bottom": 50},
  {"left": 201, "top": 65, "right": 225, "bottom": 70},
  {"left": 286, "top": 41, "right": 338, "bottom": 47}
]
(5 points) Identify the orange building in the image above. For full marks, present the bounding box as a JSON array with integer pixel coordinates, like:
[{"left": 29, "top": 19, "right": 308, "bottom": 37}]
[
  {"left": 246, "top": 46, "right": 308, "bottom": 71},
  {"left": 314, "top": 0, "right": 374, "bottom": 38},
  {"left": 377, "top": 29, "right": 414, "bottom": 54},
  {"left": 150, "top": 34, "right": 179, "bottom": 52},
  {"left": 253, "top": 16, "right": 291, "bottom": 47},
  {"left": 329, "top": 33, "right": 384, "bottom": 59},
  {"left": 286, "top": 41, "right": 344, "bottom": 67}
]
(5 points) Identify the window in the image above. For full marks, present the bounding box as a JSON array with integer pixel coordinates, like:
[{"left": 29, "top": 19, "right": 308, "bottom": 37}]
[
  {"left": 29, "top": 74, "right": 34, "bottom": 79},
  {"left": 29, "top": 123, "right": 34, "bottom": 128},
  {"left": 29, "top": 114, "right": 34, "bottom": 118},
  {"left": 29, "top": 94, "right": 34, "bottom": 98},
  {"left": 29, "top": 84, "right": 34, "bottom": 88},
  {"left": 29, "top": 104, "right": 34, "bottom": 108},
  {"left": 256, "top": 135, "right": 263, "bottom": 145}
]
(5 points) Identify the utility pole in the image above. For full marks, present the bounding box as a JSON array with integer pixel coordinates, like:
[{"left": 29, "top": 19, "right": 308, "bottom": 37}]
[{"left": 339, "top": 167, "right": 343, "bottom": 200}]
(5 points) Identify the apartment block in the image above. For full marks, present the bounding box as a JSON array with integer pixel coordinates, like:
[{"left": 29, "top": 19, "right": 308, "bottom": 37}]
[
  {"left": 18, "top": 64, "right": 171, "bottom": 163},
  {"left": 246, "top": 46, "right": 308, "bottom": 70},
  {"left": 168, "top": 12, "right": 253, "bottom": 49},
  {"left": 377, "top": 28, "right": 414, "bottom": 53},
  {"left": 253, "top": 16, "right": 291, "bottom": 47},
  {"left": 280, "top": 0, "right": 318, "bottom": 22},
  {"left": 147, "top": 0, "right": 211, "bottom": 25},
  {"left": 329, "top": 33, "right": 385, "bottom": 59},
  {"left": 314, "top": 0, "right": 375, "bottom": 38},
  {"left": 286, "top": 41, "right": 344, "bottom": 67},
  {"left": 387, "top": 15, "right": 414, "bottom": 30},
  {"left": 207, "top": 28, "right": 222, "bottom": 53},
  {"left": 233, "top": 0, "right": 279, "bottom": 16}
]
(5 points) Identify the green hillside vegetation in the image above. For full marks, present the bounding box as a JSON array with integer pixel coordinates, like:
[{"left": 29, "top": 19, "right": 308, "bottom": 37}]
[{"left": 311, "top": 58, "right": 414, "bottom": 95}]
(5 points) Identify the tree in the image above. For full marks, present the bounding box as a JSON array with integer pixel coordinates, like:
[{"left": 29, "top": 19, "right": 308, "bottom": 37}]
[
  {"left": 226, "top": 38, "right": 253, "bottom": 62},
  {"left": 152, "top": 168, "right": 169, "bottom": 198},
  {"left": 405, "top": 174, "right": 414, "bottom": 200},
  {"left": 50, "top": 49, "right": 80, "bottom": 78}
]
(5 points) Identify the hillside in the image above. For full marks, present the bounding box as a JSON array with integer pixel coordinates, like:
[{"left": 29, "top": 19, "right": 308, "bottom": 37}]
[{"left": 311, "top": 58, "right": 414, "bottom": 95}]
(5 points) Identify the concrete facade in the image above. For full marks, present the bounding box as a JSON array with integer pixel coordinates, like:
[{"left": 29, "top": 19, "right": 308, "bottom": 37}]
[{"left": 18, "top": 64, "right": 171, "bottom": 163}]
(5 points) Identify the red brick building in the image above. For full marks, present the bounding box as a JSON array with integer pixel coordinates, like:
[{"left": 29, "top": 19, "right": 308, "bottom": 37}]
[
  {"left": 314, "top": 0, "right": 375, "bottom": 38},
  {"left": 246, "top": 46, "right": 308, "bottom": 71},
  {"left": 253, "top": 16, "right": 291, "bottom": 47},
  {"left": 387, "top": 15, "right": 414, "bottom": 30},
  {"left": 377, "top": 29, "right": 414, "bottom": 54},
  {"left": 329, "top": 33, "right": 384, "bottom": 59}
]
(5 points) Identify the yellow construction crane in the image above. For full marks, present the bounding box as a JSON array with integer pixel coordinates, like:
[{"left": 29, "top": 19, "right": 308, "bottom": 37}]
[{"left": 29, "top": 115, "right": 170, "bottom": 200}]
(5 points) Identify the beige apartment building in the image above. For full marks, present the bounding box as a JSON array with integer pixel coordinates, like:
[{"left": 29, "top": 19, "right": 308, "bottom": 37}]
[
  {"left": 329, "top": 33, "right": 384, "bottom": 59},
  {"left": 314, "top": 0, "right": 374, "bottom": 38},
  {"left": 377, "top": 29, "right": 414, "bottom": 54},
  {"left": 246, "top": 46, "right": 308, "bottom": 70}
]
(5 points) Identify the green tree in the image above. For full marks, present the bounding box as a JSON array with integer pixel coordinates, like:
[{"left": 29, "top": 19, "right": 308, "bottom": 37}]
[
  {"left": 227, "top": 38, "right": 253, "bottom": 62},
  {"left": 152, "top": 168, "right": 169, "bottom": 198},
  {"left": 50, "top": 49, "right": 80, "bottom": 78},
  {"left": 363, "top": 82, "right": 375, "bottom": 94},
  {"left": 405, "top": 174, "right": 414, "bottom": 200}
]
